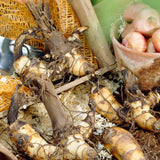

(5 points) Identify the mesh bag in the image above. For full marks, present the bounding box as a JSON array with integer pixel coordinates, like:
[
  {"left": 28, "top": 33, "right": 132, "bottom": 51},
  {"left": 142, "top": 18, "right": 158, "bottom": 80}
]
[
  {"left": 0, "top": 0, "right": 44, "bottom": 49},
  {"left": 0, "top": 75, "right": 33, "bottom": 112},
  {"left": 0, "top": 0, "right": 98, "bottom": 68}
]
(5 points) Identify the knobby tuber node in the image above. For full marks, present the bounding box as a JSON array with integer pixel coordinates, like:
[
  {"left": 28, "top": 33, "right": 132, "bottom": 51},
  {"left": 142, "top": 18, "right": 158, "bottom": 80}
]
[
  {"left": 103, "top": 127, "right": 146, "bottom": 160},
  {"left": 89, "top": 84, "right": 124, "bottom": 124}
]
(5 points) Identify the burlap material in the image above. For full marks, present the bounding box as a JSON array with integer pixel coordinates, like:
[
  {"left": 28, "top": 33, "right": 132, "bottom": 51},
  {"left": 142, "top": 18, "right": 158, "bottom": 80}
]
[{"left": 0, "top": 75, "right": 33, "bottom": 112}]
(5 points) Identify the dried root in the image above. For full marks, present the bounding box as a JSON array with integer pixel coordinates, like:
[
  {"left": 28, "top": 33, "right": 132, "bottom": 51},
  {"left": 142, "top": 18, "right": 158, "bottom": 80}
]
[
  {"left": 89, "top": 84, "right": 124, "bottom": 124},
  {"left": 103, "top": 127, "right": 146, "bottom": 160}
]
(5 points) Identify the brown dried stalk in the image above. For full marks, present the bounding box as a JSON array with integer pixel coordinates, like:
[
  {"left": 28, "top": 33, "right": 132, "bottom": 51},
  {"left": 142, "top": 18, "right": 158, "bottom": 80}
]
[
  {"left": 0, "top": 143, "right": 18, "bottom": 160},
  {"left": 8, "top": 76, "right": 72, "bottom": 131}
]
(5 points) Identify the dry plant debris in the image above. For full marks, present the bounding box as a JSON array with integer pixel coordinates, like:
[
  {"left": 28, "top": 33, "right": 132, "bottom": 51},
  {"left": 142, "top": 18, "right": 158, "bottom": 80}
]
[{"left": 0, "top": 1, "right": 160, "bottom": 160}]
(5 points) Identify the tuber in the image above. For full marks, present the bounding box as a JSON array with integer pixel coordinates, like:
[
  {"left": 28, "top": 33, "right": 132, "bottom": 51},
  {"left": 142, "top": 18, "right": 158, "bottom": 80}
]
[
  {"left": 103, "top": 127, "right": 146, "bottom": 160},
  {"left": 146, "top": 38, "right": 156, "bottom": 53},
  {"left": 75, "top": 109, "right": 95, "bottom": 139},
  {"left": 65, "top": 133, "right": 97, "bottom": 159},
  {"left": 123, "top": 2, "right": 149, "bottom": 22},
  {"left": 89, "top": 85, "right": 123, "bottom": 124},
  {"left": 65, "top": 48, "right": 95, "bottom": 76},
  {"left": 152, "top": 29, "right": 160, "bottom": 52},
  {"left": 122, "top": 69, "right": 160, "bottom": 132},
  {"left": 122, "top": 31, "right": 147, "bottom": 52},
  {"left": 9, "top": 121, "right": 59, "bottom": 160},
  {"left": 133, "top": 7, "right": 160, "bottom": 37},
  {"left": 129, "top": 90, "right": 160, "bottom": 132}
]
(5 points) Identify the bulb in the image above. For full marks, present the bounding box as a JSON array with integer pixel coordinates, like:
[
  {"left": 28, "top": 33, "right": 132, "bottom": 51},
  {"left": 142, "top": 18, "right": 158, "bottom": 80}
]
[{"left": 122, "top": 31, "right": 147, "bottom": 52}]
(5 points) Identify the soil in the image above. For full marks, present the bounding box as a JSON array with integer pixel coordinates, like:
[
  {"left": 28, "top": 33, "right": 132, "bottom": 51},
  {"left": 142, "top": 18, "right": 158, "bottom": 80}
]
[{"left": 132, "top": 129, "right": 160, "bottom": 160}]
